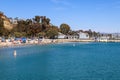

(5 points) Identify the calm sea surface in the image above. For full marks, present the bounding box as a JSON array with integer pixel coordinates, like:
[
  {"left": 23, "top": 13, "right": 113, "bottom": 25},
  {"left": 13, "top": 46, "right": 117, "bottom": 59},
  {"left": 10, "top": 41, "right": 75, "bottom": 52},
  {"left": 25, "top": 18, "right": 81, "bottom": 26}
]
[{"left": 0, "top": 42, "right": 120, "bottom": 80}]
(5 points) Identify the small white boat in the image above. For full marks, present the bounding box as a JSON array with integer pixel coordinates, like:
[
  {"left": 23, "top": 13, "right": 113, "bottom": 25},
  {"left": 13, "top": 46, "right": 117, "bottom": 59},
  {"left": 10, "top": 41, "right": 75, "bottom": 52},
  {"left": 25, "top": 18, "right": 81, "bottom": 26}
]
[{"left": 14, "top": 50, "right": 17, "bottom": 56}]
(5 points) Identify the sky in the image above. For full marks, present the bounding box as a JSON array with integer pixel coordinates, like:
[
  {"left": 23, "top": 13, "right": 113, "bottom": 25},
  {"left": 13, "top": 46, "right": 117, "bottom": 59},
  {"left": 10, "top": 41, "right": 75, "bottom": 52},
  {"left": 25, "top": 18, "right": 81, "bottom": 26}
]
[{"left": 1, "top": 0, "right": 120, "bottom": 33}]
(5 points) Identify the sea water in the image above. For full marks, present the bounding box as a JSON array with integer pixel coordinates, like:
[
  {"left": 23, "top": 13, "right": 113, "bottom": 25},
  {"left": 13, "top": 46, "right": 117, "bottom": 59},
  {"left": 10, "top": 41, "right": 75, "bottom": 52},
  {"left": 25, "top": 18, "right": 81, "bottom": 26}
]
[{"left": 0, "top": 42, "right": 120, "bottom": 80}]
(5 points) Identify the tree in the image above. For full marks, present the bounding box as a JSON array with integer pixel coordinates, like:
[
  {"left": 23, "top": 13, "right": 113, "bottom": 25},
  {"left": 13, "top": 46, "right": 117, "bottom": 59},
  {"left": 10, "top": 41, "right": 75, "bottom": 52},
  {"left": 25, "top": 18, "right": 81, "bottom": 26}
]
[
  {"left": 0, "top": 12, "right": 72, "bottom": 38},
  {"left": 46, "top": 18, "right": 50, "bottom": 25},
  {"left": 38, "top": 32, "right": 46, "bottom": 37},
  {"left": 68, "top": 30, "right": 78, "bottom": 35},
  {"left": 88, "top": 29, "right": 92, "bottom": 37},
  {"left": 0, "top": 18, "right": 3, "bottom": 27},
  {"left": 41, "top": 16, "right": 47, "bottom": 30},
  {"left": 17, "top": 20, "right": 26, "bottom": 32},
  {"left": 26, "top": 19, "right": 32, "bottom": 25},
  {"left": 14, "top": 32, "right": 23, "bottom": 38},
  {"left": 0, "top": 18, "right": 4, "bottom": 36},
  {"left": 60, "top": 23, "right": 70, "bottom": 34},
  {"left": 0, "top": 11, "right": 4, "bottom": 16},
  {"left": 34, "top": 16, "right": 40, "bottom": 23},
  {"left": 92, "top": 31, "right": 98, "bottom": 37},
  {"left": 46, "top": 26, "right": 58, "bottom": 39}
]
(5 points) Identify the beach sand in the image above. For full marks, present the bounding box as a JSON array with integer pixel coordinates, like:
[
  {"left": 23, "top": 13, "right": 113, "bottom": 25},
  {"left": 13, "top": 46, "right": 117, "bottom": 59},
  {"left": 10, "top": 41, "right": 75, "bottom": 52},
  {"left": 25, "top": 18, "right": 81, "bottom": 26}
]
[{"left": 0, "top": 39, "right": 120, "bottom": 48}]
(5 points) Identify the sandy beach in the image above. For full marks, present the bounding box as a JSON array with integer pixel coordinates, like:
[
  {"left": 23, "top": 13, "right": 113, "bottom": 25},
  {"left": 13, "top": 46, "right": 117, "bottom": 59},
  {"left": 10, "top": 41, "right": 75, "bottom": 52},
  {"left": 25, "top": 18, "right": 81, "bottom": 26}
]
[
  {"left": 0, "top": 39, "right": 92, "bottom": 48},
  {"left": 0, "top": 39, "right": 120, "bottom": 48}
]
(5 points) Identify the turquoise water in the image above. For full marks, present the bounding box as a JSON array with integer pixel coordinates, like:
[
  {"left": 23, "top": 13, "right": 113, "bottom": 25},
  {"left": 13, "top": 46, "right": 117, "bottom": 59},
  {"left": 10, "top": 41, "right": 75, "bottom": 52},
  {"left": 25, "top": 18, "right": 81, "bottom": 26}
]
[{"left": 0, "top": 42, "right": 120, "bottom": 80}]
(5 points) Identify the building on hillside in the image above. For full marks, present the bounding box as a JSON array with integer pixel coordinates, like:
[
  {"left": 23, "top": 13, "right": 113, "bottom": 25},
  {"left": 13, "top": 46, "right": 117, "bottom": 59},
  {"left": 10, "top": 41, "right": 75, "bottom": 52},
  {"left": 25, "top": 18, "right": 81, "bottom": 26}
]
[
  {"left": 78, "top": 32, "right": 89, "bottom": 39},
  {"left": 0, "top": 12, "right": 13, "bottom": 30},
  {"left": 9, "top": 18, "right": 18, "bottom": 25}
]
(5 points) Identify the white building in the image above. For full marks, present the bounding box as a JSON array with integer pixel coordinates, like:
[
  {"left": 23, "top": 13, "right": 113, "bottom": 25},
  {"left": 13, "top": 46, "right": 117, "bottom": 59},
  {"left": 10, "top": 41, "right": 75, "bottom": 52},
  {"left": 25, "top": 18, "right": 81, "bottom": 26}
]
[
  {"left": 9, "top": 18, "right": 18, "bottom": 24},
  {"left": 78, "top": 32, "right": 89, "bottom": 39},
  {"left": 112, "top": 33, "right": 120, "bottom": 39},
  {"left": 98, "top": 36, "right": 110, "bottom": 42},
  {"left": 57, "top": 32, "right": 66, "bottom": 39},
  {"left": 66, "top": 35, "right": 79, "bottom": 39}
]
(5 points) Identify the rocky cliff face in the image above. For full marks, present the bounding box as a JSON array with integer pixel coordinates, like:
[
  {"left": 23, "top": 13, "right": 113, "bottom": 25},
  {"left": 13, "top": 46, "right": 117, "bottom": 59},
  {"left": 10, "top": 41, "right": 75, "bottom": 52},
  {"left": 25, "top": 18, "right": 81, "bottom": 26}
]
[{"left": 0, "top": 12, "right": 13, "bottom": 30}]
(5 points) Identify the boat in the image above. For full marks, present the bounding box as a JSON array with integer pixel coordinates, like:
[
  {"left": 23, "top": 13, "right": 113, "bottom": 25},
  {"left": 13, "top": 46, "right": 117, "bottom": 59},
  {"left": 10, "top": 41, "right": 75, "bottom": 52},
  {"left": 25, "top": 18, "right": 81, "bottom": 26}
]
[{"left": 14, "top": 50, "right": 17, "bottom": 56}]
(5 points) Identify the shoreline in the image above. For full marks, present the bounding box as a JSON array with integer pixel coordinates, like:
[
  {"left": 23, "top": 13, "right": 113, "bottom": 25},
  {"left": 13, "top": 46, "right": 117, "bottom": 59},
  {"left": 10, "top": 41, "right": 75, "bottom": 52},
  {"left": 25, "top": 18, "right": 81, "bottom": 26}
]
[{"left": 0, "top": 39, "right": 120, "bottom": 48}]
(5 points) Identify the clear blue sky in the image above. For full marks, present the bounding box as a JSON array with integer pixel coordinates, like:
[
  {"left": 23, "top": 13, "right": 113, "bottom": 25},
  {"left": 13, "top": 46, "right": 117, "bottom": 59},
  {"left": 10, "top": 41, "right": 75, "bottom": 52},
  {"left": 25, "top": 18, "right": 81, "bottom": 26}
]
[{"left": 1, "top": 0, "right": 120, "bottom": 33}]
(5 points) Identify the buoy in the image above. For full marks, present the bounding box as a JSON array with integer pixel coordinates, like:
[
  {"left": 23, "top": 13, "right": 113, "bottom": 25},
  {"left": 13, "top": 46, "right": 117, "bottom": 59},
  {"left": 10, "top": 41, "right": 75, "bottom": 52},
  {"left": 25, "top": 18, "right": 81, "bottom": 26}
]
[
  {"left": 73, "top": 44, "right": 75, "bottom": 47},
  {"left": 14, "top": 50, "right": 17, "bottom": 56}
]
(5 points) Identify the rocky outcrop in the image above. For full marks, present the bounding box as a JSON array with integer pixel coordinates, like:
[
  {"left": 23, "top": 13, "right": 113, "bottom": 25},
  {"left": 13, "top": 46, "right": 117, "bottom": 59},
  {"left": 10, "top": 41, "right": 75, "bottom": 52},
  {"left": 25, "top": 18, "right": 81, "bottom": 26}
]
[{"left": 0, "top": 12, "right": 13, "bottom": 30}]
